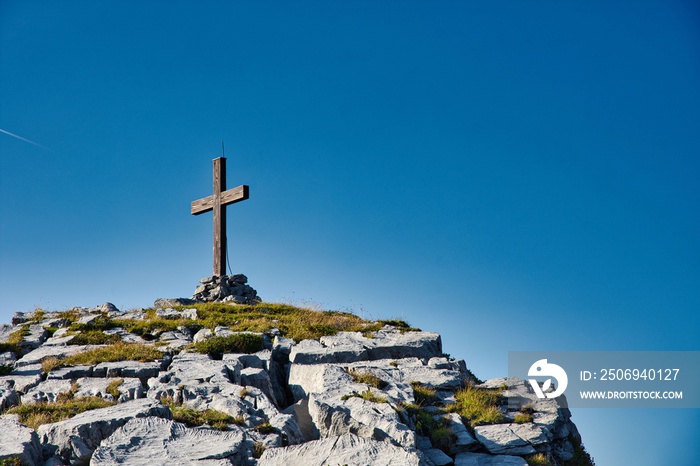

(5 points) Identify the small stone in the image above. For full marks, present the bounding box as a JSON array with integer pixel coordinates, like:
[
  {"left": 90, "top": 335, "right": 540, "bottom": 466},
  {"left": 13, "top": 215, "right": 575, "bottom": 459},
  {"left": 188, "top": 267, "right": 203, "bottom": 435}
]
[
  {"left": 153, "top": 298, "right": 197, "bottom": 308},
  {"left": 99, "top": 303, "right": 120, "bottom": 313},
  {"left": 193, "top": 328, "right": 213, "bottom": 343},
  {"left": 181, "top": 308, "right": 198, "bottom": 320}
]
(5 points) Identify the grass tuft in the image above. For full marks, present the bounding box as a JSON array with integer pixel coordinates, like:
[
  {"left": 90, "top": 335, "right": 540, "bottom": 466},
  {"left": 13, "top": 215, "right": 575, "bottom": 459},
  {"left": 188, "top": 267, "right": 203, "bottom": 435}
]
[
  {"left": 252, "top": 442, "right": 266, "bottom": 459},
  {"left": 411, "top": 382, "right": 439, "bottom": 406},
  {"left": 43, "top": 342, "right": 163, "bottom": 373},
  {"left": 7, "top": 396, "right": 115, "bottom": 430},
  {"left": 446, "top": 385, "right": 505, "bottom": 427},
  {"left": 514, "top": 412, "right": 534, "bottom": 424},
  {"left": 0, "top": 326, "right": 30, "bottom": 354},
  {"left": 253, "top": 422, "right": 276, "bottom": 434},
  {"left": 191, "top": 333, "right": 263, "bottom": 359},
  {"left": 341, "top": 388, "right": 388, "bottom": 404},
  {"left": 161, "top": 397, "right": 243, "bottom": 430},
  {"left": 106, "top": 379, "right": 123, "bottom": 398},
  {"left": 67, "top": 330, "right": 121, "bottom": 345},
  {"left": 347, "top": 369, "right": 388, "bottom": 389}
]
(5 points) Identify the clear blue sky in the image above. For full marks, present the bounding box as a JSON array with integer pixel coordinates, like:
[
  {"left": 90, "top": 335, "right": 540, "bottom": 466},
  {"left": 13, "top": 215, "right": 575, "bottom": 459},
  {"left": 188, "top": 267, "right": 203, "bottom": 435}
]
[{"left": 1, "top": 1, "right": 699, "bottom": 464}]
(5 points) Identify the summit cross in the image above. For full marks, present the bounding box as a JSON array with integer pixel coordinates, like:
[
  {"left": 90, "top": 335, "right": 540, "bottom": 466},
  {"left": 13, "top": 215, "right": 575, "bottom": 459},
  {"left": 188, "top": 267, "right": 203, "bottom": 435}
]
[{"left": 191, "top": 157, "right": 249, "bottom": 276}]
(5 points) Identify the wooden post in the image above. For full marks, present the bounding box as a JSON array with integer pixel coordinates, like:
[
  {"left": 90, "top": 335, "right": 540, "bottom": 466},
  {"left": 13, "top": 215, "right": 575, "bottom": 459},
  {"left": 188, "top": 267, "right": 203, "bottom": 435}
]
[
  {"left": 213, "top": 157, "right": 226, "bottom": 277},
  {"left": 191, "top": 156, "right": 249, "bottom": 276}
]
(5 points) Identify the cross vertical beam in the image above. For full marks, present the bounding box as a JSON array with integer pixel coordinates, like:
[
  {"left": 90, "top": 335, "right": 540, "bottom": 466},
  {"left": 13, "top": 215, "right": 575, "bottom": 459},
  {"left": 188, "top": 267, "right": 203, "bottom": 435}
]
[
  {"left": 213, "top": 157, "right": 226, "bottom": 277},
  {"left": 191, "top": 156, "right": 249, "bottom": 277}
]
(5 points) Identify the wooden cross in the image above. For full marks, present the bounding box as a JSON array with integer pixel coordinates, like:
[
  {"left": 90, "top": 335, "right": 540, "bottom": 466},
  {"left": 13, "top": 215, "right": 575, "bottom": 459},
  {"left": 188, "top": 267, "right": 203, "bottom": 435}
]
[{"left": 191, "top": 157, "right": 249, "bottom": 276}]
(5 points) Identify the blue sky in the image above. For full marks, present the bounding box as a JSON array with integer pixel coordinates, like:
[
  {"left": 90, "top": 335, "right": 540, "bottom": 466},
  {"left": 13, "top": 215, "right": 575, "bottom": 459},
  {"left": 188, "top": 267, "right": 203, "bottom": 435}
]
[{"left": 1, "top": 1, "right": 699, "bottom": 464}]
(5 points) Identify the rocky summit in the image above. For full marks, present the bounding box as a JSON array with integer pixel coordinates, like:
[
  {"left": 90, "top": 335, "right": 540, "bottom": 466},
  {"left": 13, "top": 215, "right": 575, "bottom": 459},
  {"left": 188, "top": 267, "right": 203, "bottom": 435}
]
[{"left": 0, "top": 287, "right": 593, "bottom": 466}]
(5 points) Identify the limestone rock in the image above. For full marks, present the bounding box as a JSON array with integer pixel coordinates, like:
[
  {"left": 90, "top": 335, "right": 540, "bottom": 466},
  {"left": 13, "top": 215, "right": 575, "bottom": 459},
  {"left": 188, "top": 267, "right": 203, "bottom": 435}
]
[
  {"left": 0, "top": 414, "right": 42, "bottom": 466},
  {"left": 21, "top": 379, "right": 74, "bottom": 405},
  {"left": 14, "top": 344, "right": 89, "bottom": 369},
  {"left": 93, "top": 360, "right": 163, "bottom": 379},
  {"left": 289, "top": 329, "right": 442, "bottom": 364},
  {"left": 455, "top": 452, "right": 528, "bottom": 466},
  {"left": 192, "top": 275, "right": 261, "bottom": 304},
  {"left": 0, "top": 383, "right": 19, "bottom": 411},
  {"left": 37, "top": 398, "right": 171, "bottom": 464},
  {"left": 473, "top": 424, "right": 537, "bottom": 456},
  {"left": 193, "top": 328, "right": 213, "bottom": 343},
  {"left": 17, "top": 325, "right": 50, "bottom": 354},
  {"left": 91, "top": 417, "right": 247, "bottom": 466},
  {"left": 424, "top": 447, "right": 453, "bottom": 466},
  {"left": 258, "top": 433, "right": 430, "bottom": 466},
  {"left": 0, "top": 350, "right": 16, "bottom": 367},
  {"left": 153, "top": 298, "right": 197, "bottom": 308},
  {"left": 0, "top": 372, "right": 43, "bottom": 393}
]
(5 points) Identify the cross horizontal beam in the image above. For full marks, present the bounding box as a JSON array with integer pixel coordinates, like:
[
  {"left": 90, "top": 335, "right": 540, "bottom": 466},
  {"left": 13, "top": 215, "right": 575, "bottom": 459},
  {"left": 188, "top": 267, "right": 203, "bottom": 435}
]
[{"left": 191, "top": 185, "right": 249, "bottom": 215}]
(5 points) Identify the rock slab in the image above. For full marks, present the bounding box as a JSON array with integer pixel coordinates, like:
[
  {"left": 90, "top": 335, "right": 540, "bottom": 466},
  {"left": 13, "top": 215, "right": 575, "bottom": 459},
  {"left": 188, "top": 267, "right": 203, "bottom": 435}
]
[{"left": 91, "top": 417, "right": 246, "bottom": 466}]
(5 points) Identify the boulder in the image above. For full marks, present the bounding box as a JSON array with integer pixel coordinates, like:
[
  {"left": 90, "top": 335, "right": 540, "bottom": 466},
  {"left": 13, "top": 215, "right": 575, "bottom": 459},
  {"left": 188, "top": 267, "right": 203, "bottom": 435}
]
[
  {"left": 91, "top": 417, "right": 247, "bottom": 466},
  {"left": 93, "top": 360, "right": 163, "bottom": 379},
  {"left": 423, "top": 447, "right": 453, "bottom": 466},
  {"left": 257, "top": 433, "right": 430, "bottom": 466},
  {"left": 72, "top": 377, "right": 145, "bottom": 402},
  {"left": 240, "top": 367, "right": 278, "bottom": 406},
  {"left": 14, "top": 344, "right": 89, "bottom": 369},
  {"left": 0, "top": 414, "right": 42, "bottom": 466},
  {"left": 0, "top": 372, "right": 43, "bottom": 393},
  {"left": 1, "top": 351, "right": 17, "bottom": 367},
  {"left": 17, "top": 325, "right": 50, "bottom": 354},
  {"left": 21, "top": 379, "right": 74, "bottom": 404},
  {"left": 307, "top": 392, "right": 415, "bottom": 447},
  {"left": 473, "top": 424, "right": 537, "bottom": 455},
  {"left": 193, "top": 328, "right": 213, "bottom": 343},
  {"left": 37, "top": 398, "right": 171, "bottom": 464},
  {"left": 455, "top": 452, "right": 528, "bottom": 466},
  {"left": 153, "top": 298, "right": 197, "bottom": 308},
  {"left": 289, "top": 329, "right": 442, "bottom": 364},
  {"left": 0, "top": 383, "right": 19, "bottom": 411},
  {"left": 155, "top": 308, "right": 182, "bottom": 319}
]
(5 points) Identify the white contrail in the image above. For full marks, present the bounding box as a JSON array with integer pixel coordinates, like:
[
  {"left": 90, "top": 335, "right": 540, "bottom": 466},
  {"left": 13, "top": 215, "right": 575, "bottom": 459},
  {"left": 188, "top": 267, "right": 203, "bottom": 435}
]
[{"left": 0, "top": 128, "right": 50, "bottom": 150}]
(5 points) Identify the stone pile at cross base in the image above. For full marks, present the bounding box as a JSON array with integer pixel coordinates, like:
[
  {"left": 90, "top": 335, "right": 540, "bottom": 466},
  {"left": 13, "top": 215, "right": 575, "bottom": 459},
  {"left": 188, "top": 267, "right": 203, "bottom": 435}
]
[{"left": 0, "top": 286, "right": 589, "bottom": 466}]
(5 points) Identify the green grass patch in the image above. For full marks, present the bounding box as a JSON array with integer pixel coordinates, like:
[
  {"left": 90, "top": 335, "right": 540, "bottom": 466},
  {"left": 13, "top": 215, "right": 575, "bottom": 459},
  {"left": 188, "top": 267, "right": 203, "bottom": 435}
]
[
  {"left": 161, "top": 397, "right": 243, "bottom": 430},
  {"left": 515, "top": 403, "right": 535, "bottom": 423},
  {"left": 42, "top": 342, "right": 163, "bottom": 373},
  {"left": 347, "top": 369, "right": 388, "bottom": 389},
  {"left": 0, "top": 326, "right": 30, "bottom": 354},
  {"left": 412, "top": 410, "right": 454, "bottom": 453},
  {"left": 446, "top": 385, "right": 505, "bottom": 427},
  {"left": 253, "top": 422, "right": 276, "bottom": 434},
  {"left": 67, "top": 330, "right": 121, "bottom": 345},
  {"left": 106, "top": 379, "right": 123, "bottom": 398},
  {"left": 341, "top": 388, "right": 388, "bottom": 404},
  {"left": 191, "top": 333, "right": 264, "bottom": 359},
  {"left": 514, "top": 412, "right": 534, "bottom": 424},
  {"left": 164, "top": 302, "right": 415, "bottom": 342},
  {"left": 411, "top": 382, "right": 440, "bottom": 406},
  {"left": 6, "top": 395, "right": 115, "bottom": 430},
  {"left": 430, "top": 424, "right": 457, "bottom": 451},
  {"left": 69, "top": 315, "right": 115, "bottom": 332},
  {"left": 0, "top": 364, "right": 13, "bottom": 375}
]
